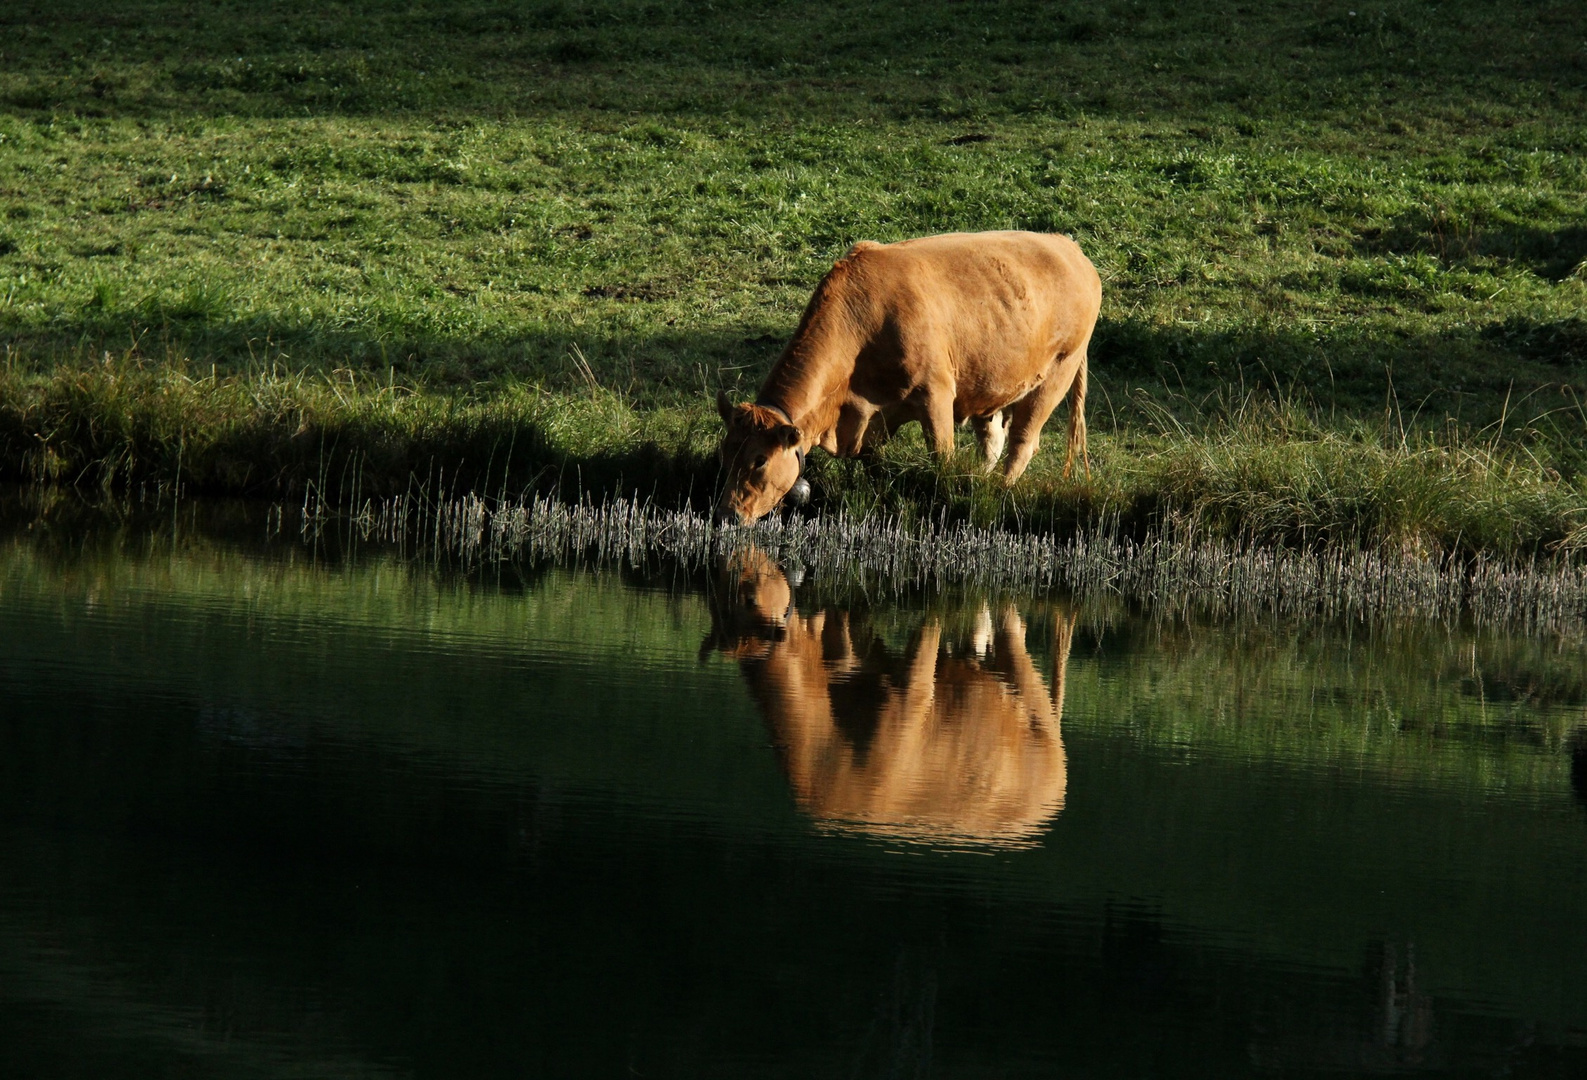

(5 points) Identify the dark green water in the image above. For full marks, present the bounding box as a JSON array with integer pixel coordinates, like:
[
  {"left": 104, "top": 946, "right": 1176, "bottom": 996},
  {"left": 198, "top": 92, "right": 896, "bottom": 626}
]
[{"left": 2, "top": 522, "right": 1585, "bottom": 1078}]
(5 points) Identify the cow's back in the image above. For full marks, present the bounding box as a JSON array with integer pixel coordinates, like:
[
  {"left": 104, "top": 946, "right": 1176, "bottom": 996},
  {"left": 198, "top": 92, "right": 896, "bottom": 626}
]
[{"left": 840, "top": 231, "right": 1101, "bottom": 416}]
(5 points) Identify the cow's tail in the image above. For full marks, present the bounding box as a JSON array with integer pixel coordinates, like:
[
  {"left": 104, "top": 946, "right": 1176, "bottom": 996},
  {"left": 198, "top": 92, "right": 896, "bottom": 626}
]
[{"left": 1063, "top": 347, "right": 1090, "bottom": 480}]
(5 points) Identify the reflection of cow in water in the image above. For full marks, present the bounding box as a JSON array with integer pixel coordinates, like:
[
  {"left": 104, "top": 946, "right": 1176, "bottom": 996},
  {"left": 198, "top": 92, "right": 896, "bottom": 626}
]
[{"left": 703, "top": 548, "right": 1074, "bottom": 849}]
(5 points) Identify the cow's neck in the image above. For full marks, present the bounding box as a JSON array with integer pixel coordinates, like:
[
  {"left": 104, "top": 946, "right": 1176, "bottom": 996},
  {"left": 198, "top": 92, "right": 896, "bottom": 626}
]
[
  {"left": 755, "top": 253, "right": 873, "bottom": 447},
  {"left": 756, "top": 327, "right": 858, "bottom": 449}
]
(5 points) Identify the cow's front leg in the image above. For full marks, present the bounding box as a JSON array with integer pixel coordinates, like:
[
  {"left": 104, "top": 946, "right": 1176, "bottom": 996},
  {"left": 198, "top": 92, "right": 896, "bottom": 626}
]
[
  {"left": 920, "top": 388, "right": 958, "bottom": 460},
  {"left": 834, "top": 401, "right": 875, "bottom": 457},
  {"left": 861, "top": 404, "right": 905, "bottom": 456}
]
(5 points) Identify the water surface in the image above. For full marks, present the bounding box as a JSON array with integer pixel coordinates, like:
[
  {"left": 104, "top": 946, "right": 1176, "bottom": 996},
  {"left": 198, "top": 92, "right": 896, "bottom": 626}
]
[{"left": 2, "top": 521, "right": 1585, "bottom": 1077}]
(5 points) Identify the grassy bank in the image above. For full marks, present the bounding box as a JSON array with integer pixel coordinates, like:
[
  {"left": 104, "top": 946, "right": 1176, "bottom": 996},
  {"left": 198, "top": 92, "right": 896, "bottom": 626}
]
[
  {"left": 5, "top": 360, "right": 1583, "bottom": 558},
  {"left": 1, "top": 0, "right": 1584, "bottom": 556}
]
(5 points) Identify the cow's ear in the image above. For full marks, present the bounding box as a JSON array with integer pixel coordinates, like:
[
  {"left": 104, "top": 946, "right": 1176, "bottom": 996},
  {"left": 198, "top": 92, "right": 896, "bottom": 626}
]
[
  {"left": 716, "top": 389, "right": 735, "bottom": 424},
  {"left": 776, "top": 424, "right": 801, "bottom": 449}
]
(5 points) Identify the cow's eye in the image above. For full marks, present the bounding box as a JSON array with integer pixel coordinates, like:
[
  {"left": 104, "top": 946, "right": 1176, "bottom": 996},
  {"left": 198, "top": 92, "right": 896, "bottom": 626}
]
[{"left": 752, "top": 455, "right": 767, "bottom": 470}]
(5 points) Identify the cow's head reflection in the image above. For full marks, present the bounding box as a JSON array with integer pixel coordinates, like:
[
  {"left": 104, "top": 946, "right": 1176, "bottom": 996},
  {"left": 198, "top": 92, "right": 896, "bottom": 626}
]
[{"left": 704, "top": 548, "right": 1075, "bottom": 849}]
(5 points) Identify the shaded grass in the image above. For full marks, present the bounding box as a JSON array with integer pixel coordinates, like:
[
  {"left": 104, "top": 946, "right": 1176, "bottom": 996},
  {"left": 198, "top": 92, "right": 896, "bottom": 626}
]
[
  {"left": 2, "top": 0, "right": 1582, "bottom": 125},
  {"left": 4, "top": 358, "right": 1582, "bottom": 561}
]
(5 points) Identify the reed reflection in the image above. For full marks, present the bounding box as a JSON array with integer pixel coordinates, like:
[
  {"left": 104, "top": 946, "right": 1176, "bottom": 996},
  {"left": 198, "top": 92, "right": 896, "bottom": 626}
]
[{"left": 703, "top": 548, "right": 1074, "bottom": 849}]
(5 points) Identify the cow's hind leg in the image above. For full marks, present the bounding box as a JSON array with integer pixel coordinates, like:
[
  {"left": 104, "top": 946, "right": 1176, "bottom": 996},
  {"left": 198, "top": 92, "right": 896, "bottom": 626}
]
[
  {"left": 1003, "top": 349, "right": 1083, "bottom": 482},
  {"left": 971, "top": 410, "right": 1011, "bottom": 471}
]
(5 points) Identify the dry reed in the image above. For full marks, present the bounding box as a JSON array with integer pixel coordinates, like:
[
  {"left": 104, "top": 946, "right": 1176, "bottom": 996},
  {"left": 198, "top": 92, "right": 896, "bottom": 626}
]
[{"left": 299, "top": 486, "right": 1587, "bottom": 633}]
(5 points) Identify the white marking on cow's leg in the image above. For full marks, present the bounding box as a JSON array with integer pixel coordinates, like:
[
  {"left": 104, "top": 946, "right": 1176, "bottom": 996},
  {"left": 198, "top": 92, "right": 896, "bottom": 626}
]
[
  {"left": 972, "top": 411, "right": 1010, "bottom": 470},
  {"left": 971, "top": 603, "right": 994, "bottom": 657}
]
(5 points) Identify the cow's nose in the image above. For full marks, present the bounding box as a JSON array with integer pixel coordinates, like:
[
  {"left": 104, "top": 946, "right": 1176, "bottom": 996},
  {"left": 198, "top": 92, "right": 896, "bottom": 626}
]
[{"left": 714, "top": 505, "right": 738, "bottom": 526}]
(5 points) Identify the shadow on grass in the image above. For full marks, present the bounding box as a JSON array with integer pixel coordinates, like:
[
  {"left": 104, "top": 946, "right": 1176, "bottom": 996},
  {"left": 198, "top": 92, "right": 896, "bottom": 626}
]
[
  {"left": 1, "top": 0, "right": 1581, "bottom": 122},
  {"left": 0, "top": 315, "right": 781, "bottom": 403},
  {"left": 0, "top": 362, "right": 729, "bottom": 510},
  {"left": 3, "top": 311, "right": 1585, "bottom": 554},
  {"left": 0, "top": 317, "right": 794, "bottom": 511},
  {"left": 1091, "top": 316, "right": 1587, "bottom": 432},
  {"left": 1360, "top": 212, "right": 1587, "bottom": 283},
  {"left": 11, "top": 305, "right": 1587, "bottom": 417}
]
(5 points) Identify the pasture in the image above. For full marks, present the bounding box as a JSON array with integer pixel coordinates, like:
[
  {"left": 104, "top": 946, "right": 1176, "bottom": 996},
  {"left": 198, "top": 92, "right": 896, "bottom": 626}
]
[{"left": 0, "top": 0, "right": 1584, "bottom": 555}]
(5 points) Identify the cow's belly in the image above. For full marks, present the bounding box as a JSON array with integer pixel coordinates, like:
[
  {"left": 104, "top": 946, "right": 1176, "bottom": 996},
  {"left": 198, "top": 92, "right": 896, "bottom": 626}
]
[
  {"left": 842, "top": 301, "right": 1069, "bottom": 434},
  {"left": 951, "top": 341, "right": 1056, "bottom": 417},
  {"left": 953, "top": 373, "right": 1041, "bottom": 421},
  {"left": 935, "top": 307, "right": 1064, "bottom": 415}
]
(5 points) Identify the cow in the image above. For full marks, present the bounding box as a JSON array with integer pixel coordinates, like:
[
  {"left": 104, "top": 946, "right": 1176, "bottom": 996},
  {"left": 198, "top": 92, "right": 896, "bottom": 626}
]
[
  {"left": 715, "top": 230, "right": 1103, "bottom": 524},
  {"left": 702, "top": 547, "right": 1076, "bottom": 849}
]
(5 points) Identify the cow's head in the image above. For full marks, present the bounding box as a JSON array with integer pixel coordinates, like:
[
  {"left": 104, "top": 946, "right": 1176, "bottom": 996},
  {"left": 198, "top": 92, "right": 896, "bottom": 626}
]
[
  {"left": 715, "top": 391, "right": 807, "bottom": 524},
  {"left": 698, "top": 546, "right": 795, "bottom": 661}
]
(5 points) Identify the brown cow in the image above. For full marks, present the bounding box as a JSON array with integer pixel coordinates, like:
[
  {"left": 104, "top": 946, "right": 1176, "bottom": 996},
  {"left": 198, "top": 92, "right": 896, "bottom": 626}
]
[
  {"left": 703, "top": 548, "right": 1077, "bottom": 849},
  {"left": 716, "top": 230, "right": 1103, "bottom": 523}
]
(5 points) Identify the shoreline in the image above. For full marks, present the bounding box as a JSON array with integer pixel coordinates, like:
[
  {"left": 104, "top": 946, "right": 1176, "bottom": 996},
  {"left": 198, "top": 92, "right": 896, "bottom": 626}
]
[
  {"left": 3, "top": 363, "right": 1583, "bottom": 565},
  {"left": 8, "top": 481, "right": 1586, "bottom": 632}
]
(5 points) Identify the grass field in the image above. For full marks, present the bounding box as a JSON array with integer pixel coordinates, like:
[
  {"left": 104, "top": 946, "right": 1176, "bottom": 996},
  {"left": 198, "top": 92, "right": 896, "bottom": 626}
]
[{"left": 1, "top": 0, "right": 1584, "bottom": 556}]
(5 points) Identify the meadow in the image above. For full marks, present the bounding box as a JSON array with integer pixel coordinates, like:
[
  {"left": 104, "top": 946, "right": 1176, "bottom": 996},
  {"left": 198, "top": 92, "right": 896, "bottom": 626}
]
[{"left": 1, "top": 0, "right": 1584, "bottom": 556}]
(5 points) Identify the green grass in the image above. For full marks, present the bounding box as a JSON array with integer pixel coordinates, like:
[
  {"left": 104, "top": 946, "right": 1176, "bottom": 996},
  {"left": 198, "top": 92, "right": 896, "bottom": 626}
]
[{"left": 1, "top": 0, "right": 1584, "bottom": 555}]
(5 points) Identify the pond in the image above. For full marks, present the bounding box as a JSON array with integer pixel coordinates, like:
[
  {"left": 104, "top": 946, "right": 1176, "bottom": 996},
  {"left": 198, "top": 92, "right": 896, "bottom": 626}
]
[{"left": 1, "top": 508, "right": 1585, "bottom": 1077}]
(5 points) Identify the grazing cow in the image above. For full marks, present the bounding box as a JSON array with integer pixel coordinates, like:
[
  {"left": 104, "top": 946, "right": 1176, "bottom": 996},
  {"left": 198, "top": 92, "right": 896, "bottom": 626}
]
[
  {"left": 702, "top": 548, "right": 1076, "bottom": 849},
  {"left": 715, "top": 230, "right": 1102, "bottom": 523}
]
